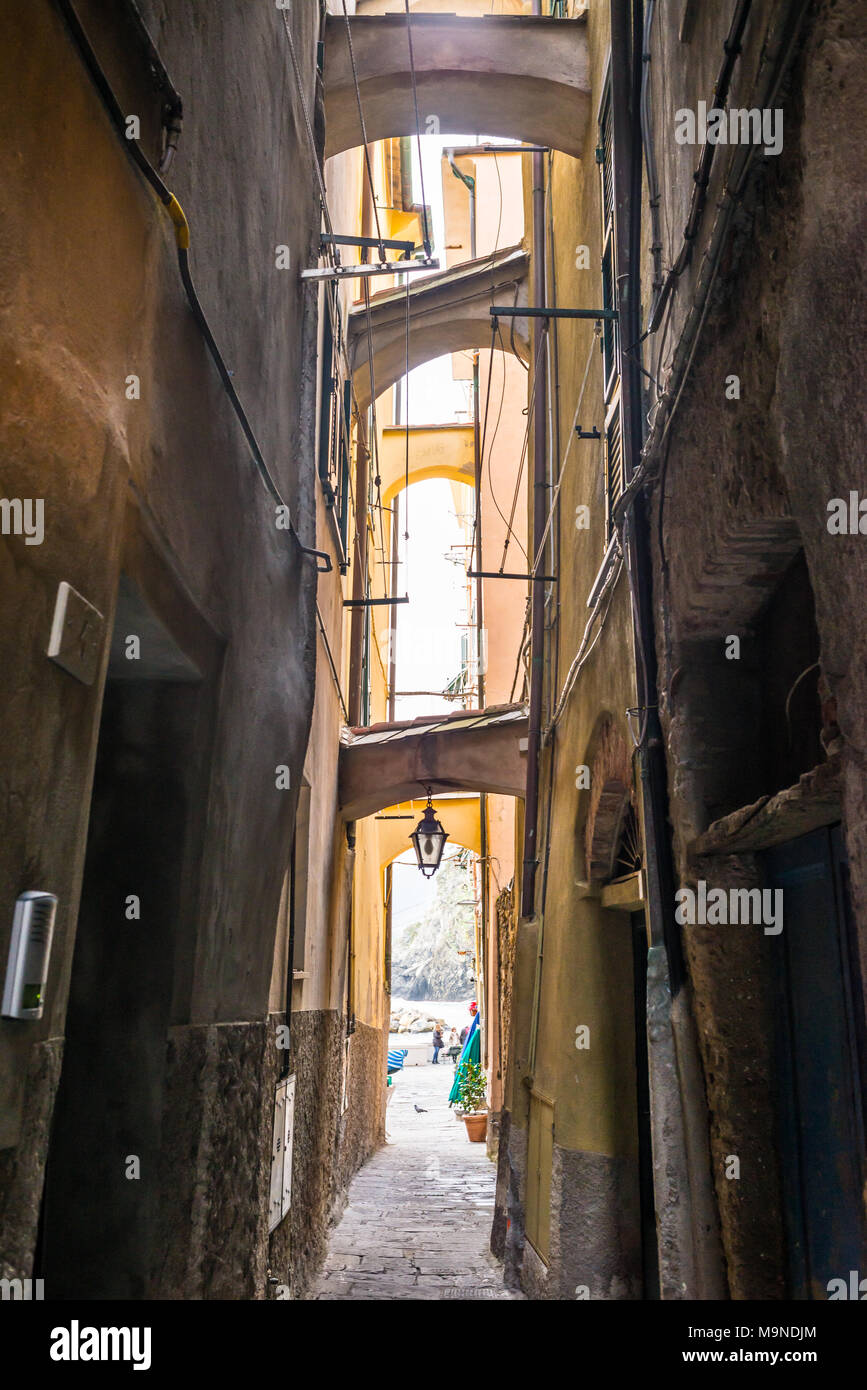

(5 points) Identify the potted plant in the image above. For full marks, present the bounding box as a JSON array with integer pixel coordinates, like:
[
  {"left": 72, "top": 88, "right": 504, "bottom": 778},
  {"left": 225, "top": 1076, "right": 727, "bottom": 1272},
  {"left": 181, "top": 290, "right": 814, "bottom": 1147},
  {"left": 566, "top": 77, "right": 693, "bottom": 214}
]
[{"left": 457, "top": 1061, "right": 488, "bottom": 1142}]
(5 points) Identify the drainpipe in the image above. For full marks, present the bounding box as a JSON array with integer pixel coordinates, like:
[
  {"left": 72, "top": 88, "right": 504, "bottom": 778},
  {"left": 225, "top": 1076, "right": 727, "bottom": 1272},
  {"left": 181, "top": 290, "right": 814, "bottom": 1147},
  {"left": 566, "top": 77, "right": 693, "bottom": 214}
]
[
  {"left": 610, "top": 0, "right": 683, "bottom": 1004},
  {"left": 347, "top": 437, "right": 370, "bottom": 729},
  {"left": 611, "top": 0, "right": 726, "bottom": 1298},
  {"left": 520, "top": 0, "right": 548, "bottom": 919}
]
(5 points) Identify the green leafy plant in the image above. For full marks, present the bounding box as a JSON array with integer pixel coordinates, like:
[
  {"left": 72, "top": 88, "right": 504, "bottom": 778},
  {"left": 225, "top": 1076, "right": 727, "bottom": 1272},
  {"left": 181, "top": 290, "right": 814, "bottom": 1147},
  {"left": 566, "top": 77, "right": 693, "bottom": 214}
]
[{"left": 457, "top": 1061, "right": 487, "bottom": 1114}]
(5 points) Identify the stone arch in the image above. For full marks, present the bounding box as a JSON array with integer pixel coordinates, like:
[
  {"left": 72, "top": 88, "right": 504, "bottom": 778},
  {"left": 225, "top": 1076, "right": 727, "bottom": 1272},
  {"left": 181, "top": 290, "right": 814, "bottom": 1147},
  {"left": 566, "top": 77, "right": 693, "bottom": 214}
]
[
  {"left": 378, "top": 423, "right": 475, "bottom": 508},
  {"left": 349, "top": 245, "right": 529, "bottom": 411},
  {"left": 582, "top": 716, "right": 634, "bottom": 885},
  {"left": 339, "top": 705, "right": 528, "bottom": 820},
  {"left": 323, "top": 13, "right": 591, "bottom": 160}
]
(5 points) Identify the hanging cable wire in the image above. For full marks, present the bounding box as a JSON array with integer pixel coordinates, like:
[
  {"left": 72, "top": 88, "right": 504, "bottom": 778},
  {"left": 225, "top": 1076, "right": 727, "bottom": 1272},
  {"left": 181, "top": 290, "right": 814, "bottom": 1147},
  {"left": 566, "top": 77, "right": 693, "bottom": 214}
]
[
  {"left": 316, "top": 600, "right": 350, "bottom": 723},
  {"left": 547, "top": 553, "right": 623, "bottom": 733},
  {"left": 281, "top": 12, "right": 375, "bottom": 466},
  {"left": 280, "top": 9, "right": 336, "bottom": 247},
  {"left": 57, "top": 0, "right": 330, "bottom": 571},
  {"left": 403, "top": 0, "right": 432, "bottom": 257},
  {"left": 340, "top": 0, "right": 387, "bottom": 262},
  {"left": 360, "top": 275, "right": 388, "bottom": 565},
  {"left": 495, "top": 324, "right": 549, "bottom": 571},
  {"left": 530, "top": 327, "right": 598, "bottom": 577},
  {"left": 403, "top": 272, "right": 411, "bottom": 547},
  {"left": 470, "top": 320, "right": 499, "bottom": 568}
]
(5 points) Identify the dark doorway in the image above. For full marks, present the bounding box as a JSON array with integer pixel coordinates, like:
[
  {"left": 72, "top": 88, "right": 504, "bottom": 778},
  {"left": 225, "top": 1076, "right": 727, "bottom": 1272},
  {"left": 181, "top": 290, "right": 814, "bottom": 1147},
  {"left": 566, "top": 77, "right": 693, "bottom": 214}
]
[
  {"left": 762, "top": 825, "right": 867, "bottom": 1298},
  {"left": 38, "top": 575, "right": 205, "bottom": 1298},
  {"left": 631, "top": 910, "right": 660, "bottom": 1300}
]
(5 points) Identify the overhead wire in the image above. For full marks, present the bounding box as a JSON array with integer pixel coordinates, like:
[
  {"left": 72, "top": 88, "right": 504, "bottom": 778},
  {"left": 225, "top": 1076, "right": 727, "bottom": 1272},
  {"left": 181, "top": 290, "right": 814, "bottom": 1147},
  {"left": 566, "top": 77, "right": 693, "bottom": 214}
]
[
  {"left": 530, "top": 328, "right": 598, "bottom": 577},
  {"left": 495, "top": 324, "right": 549, "bottom": 571},
  {"left": 283, "top": 6, "right": 396, "bottom": 602},
  {"left": 403, "top": 0, "right": 433, "bottom": 258},
  {"left": 57, "top": 0, "right": 330, "bottom": 572},
  {"left": 340, "top": 0, "right": 387, "bottom": 262},
  {"left": 282, "top": 7, "right": 371, "bottom": 579}
]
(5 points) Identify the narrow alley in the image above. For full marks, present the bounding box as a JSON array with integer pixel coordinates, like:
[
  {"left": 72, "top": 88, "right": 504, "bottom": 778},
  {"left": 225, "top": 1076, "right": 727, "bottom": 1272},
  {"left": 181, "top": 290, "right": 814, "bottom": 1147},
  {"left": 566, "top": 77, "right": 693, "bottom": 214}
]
[
  {"left": 311, "top": 1063, "right": 516, "bottom": 1300},
  {"left": 1, "top": 0, "right": 866, "bottom": 1367}
]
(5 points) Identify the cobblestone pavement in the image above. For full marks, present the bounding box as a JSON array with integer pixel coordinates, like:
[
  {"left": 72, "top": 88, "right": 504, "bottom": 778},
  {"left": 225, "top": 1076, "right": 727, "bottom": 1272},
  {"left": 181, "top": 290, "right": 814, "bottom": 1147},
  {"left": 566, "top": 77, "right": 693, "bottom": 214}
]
[{"left": 310, "top": 1060, "right": 519, "bottom": 1300}]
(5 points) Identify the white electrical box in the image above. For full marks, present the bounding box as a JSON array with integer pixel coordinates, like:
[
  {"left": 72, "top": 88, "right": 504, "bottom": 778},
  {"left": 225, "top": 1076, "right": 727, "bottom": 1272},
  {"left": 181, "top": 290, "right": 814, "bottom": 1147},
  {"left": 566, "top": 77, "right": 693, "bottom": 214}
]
[
  {"left": 2, "top": 892, "right": 58, "bottom": 1020},
  {"left": 268, "top": 1074, "right": 296, "bottom": 1233}
]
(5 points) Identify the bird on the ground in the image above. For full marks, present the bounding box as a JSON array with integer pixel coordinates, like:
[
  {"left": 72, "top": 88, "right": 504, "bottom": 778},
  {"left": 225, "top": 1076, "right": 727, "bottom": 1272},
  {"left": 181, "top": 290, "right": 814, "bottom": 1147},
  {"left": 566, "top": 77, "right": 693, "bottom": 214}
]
[{"left": 414, "top": 1104, "right": 427, "bottom": 1113}]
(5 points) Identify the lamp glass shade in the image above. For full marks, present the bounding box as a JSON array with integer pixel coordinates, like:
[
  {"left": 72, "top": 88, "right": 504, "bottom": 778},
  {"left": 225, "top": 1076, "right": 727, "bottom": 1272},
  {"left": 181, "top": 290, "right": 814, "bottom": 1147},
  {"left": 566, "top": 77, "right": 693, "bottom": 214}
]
[{"left": 409, "top": 805, "right": 448, "bottom": 878}]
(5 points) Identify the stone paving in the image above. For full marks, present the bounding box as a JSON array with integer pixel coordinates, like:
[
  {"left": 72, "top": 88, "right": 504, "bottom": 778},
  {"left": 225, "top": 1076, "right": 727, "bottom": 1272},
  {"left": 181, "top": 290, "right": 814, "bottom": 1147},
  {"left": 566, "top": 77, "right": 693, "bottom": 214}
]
[{"left": 310, "top": 1059, "right": 519, "bottom": 1300}]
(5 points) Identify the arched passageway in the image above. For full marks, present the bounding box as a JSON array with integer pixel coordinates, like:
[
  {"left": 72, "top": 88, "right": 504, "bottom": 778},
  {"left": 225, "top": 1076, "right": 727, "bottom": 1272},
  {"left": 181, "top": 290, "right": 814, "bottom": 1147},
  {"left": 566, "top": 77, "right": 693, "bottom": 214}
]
[
  {"left": 323, "top": 12, "right": 590, "bottom": 159},
  {"left": 339, "top": 705, "right": 527, "bottom": 820},
  {"left": 349, "top": 245, "right": 529, "bottom": 411}
]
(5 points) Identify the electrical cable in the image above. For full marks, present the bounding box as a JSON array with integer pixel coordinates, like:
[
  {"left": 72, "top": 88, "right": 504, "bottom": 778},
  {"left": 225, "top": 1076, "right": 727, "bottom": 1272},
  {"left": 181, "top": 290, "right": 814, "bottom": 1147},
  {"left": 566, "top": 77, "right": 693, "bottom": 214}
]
[
  {"left": 529, "top": 328, "right": 597, "bottom": 577},
  {"left": 360, "top": 275, "right": 388, "bottom": 567},
  {"left": 316, "top": 600, "right": 350, "bottom": 724},
  {"left": 340, "top": 0, "right": 387, "bottom": 262},
  {"left": 57, "top": 0, "right": 330, "bottom": 573},
  {"left": 546, "top": 553, "right": 623, "bottom": 732},
  {"left": 508, "top": 604, "right": 531, "bottom": 703},
  {"left": 281, "top": 1, "right": 379, "bottom": 538},
  {"left": 280, "top": 8, "right": 336, "bottom": 246},
  {"left": 470, "top": 321, "right": 499, "bottom": 567},
  {"left": 495, "top": 326, "right": 550, "bottom": 571},
  {"left": 403, "top": 273, "right": 411, "bottom": 547},
  {"left": 403, "top": 0, "right": 433, "bottom": 258}
]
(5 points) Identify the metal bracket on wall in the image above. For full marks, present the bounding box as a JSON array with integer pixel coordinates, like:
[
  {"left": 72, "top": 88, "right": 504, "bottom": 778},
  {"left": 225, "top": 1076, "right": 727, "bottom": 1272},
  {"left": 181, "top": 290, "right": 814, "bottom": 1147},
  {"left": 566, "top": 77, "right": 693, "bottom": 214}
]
[
  {"left": 467, "top": 570, "right": 557, "bottom": 582},
  {"left": 302, "top": 259, "right": 439, "bottom": 283},
  {"left": 320, "top": 233, "right": 417, "bottom": 258},
  {"left": 342, "top": 596, "right": 410, "bottom": 608},
  {"left": 490, "top": 306, "right": 618, "bottom": 320}
]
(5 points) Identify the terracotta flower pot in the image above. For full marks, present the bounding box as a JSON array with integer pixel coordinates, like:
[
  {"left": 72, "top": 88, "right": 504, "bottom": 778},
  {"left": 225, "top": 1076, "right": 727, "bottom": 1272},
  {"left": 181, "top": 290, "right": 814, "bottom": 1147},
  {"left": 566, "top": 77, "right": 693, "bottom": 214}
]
[{"left": 463, "top": 1112, "right": 487, "bottom": 1143}]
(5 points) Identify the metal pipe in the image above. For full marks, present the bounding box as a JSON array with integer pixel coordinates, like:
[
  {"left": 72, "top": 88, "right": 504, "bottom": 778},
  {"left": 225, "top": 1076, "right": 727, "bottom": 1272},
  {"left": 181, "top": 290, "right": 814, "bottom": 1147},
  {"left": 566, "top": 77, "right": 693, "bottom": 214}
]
[
  {"left": 611, "top": 0, "right": 684, "bottom": 992},
  {"left": 347, "top": 438, "right": 370, "bottom": 727},
  {"left": 521, "top": 1, "right": 548, "bottom": 919},
  {"left": 648, "top": 0, "right": 753, "bottom": 331},
  {"left": 640, "top": 0, "right": 663, "bottom": 309},
  {"left": 447, "top": 144, "right": 549, "bottom": 157},
  {"left": 492, "top": 306, "right": 617, "bottom": 320}
]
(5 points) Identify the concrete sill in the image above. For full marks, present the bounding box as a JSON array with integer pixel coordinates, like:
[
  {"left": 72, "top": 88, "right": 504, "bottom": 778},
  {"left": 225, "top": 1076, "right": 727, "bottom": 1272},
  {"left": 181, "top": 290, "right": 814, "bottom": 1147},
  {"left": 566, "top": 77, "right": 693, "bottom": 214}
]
[
  {"left": 688, "top": 755, "right": 842, "bottom": 859},
  {"left": 600, "top": 869, "right": 646, "bottom": 912}
]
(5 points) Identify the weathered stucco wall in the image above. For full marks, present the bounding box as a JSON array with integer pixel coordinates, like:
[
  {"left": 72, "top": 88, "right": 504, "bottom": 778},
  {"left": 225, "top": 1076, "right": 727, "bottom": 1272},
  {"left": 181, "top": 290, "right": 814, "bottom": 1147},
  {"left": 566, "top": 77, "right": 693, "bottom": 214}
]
[
  {"left": 648, "top": 0, "right": 867, "bottom": 1297},
  {"left": 496, "top": 0, "right": 655, "bottom": 1300},
  {"left": 0, "top": 0, "right": 322, "bottom": 1290}
]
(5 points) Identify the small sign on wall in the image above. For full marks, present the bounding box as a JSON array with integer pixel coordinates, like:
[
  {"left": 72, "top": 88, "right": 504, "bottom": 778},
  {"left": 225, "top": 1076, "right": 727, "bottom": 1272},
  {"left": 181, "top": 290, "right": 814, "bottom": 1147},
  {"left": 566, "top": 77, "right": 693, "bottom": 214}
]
[{"left": 47, "top": 581, "right": 104, "bottom": 685}]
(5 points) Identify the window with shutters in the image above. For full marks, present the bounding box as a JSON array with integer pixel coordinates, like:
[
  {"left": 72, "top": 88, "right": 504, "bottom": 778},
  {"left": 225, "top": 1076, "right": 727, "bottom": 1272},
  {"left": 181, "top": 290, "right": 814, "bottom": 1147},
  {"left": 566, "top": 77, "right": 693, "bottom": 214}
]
[
  {"left": 604, "top": 394, "right": 623, "bottom": 541},
  {"left": 318, "top": 282, "right": 351, "bottom": 571}
]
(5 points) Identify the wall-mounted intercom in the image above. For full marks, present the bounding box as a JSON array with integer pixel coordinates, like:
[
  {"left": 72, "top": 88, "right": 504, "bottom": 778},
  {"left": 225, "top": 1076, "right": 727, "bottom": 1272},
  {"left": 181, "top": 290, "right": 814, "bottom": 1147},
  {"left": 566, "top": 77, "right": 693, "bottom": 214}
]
[{"left": 2, "top": 892, "right": 58, "bottom": 1020}]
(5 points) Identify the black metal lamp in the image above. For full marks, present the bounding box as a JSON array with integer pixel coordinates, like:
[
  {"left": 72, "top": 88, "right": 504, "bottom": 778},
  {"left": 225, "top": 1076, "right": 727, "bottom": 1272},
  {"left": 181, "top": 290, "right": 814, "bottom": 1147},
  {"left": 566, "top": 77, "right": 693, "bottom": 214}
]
[{"left": 409, "top": 789, "right": 448, "bottom": 878}]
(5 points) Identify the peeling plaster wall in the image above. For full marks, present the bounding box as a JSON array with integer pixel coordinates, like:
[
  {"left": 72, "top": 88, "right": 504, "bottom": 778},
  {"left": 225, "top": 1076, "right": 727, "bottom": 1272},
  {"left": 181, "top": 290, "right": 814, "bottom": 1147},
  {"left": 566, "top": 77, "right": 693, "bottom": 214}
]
[
  {"left": 649, "top": 0, "right": 867, "bottom": 1297},
  {"left": 0, "top": 0, "right": 322, "bottom": 1289}
]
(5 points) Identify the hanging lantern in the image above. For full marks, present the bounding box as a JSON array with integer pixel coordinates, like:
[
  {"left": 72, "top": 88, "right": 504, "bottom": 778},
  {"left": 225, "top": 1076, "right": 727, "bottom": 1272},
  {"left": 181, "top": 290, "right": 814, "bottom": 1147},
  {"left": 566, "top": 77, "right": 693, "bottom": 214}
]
[{"left": 409, "top": 789, "right": 448, "bottom": 878}]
